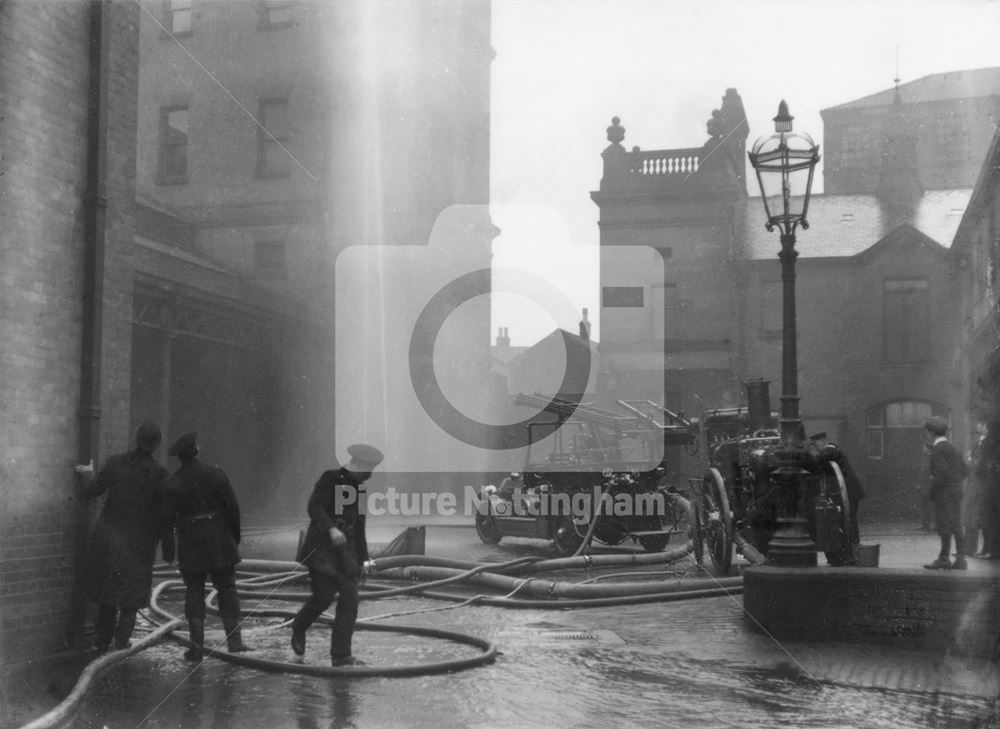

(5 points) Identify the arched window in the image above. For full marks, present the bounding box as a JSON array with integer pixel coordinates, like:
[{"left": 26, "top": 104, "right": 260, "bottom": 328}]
[{"left": 866, "top": 400, "right": 949, "bottom": 460}]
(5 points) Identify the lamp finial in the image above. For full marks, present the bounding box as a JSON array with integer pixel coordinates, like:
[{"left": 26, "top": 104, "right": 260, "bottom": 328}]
[{"left": 773, "top": 100, "right": 793, "bottom": 133}]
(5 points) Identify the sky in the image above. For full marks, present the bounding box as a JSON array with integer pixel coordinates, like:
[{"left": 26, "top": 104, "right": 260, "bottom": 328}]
[{"left": 488, "top": 0, "right": 1000, "bottom": 346}]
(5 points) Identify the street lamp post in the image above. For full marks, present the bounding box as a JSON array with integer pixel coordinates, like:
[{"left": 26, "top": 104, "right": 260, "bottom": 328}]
[{"left": 748, "top": 100, "right": 821, "bottom": 567}]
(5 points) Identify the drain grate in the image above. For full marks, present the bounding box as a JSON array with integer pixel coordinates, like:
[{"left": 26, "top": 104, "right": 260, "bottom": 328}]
[
  {"left": 541, "top": 630, "right": 596, "bottom": 640},
  {"left": 496, "top": 628, "right": 625, "bottom": 646}
]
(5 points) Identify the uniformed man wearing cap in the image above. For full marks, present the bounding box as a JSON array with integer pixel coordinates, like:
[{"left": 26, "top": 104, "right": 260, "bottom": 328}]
[
  {"left": 808, "top": 432, "right": 866, "bottom": 553},
  {"left": 162, "top": 431, "right": 250, "bottom": 660},
  {"left": 291, "top": 443, "right": 383, "bottom": 667},
  {"left": 922, "top": 416, "right": 970, "bottom": 570}
]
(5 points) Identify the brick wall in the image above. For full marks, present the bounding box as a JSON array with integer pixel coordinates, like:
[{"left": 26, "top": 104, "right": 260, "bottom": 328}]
[
  {"left": 0, "top": 0, "right": 139, "bottom": 664},
  {"left": 744, "top": 567, "right": 1000, "bottom": 658}
]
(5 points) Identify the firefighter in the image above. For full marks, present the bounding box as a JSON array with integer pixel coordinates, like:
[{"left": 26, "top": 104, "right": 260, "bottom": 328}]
[
  {"left": 809, "top": 432, "right": 865, "bottom": 547},
  {"left": 162, "top": 431, "right": 250, "bottom": 660},
  {"left": 291, "top": 444, "right": 382, "bottom": 667}
]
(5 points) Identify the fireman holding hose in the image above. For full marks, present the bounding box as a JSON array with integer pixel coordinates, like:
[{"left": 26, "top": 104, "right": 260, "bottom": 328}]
[{"left": 291, "top": 444, "right": 383, "bottom": 666}]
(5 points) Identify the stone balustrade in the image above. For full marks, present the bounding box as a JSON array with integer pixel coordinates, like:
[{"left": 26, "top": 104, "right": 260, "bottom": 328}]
[{"left": 628, "top": 147, "right": 702, "bottom": 177}]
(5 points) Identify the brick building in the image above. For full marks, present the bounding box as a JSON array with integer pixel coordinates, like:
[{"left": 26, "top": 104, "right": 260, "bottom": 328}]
[
  {"left": 0, "top": 0, "right": 492, "bottom": 665},
  {"left": 0, "top": 0, "right": 141, "bottom": 664},
  {"left": 822, "top": 66, "right": 1000, "bottom": 194},
  {"left": 952, "top": 125, "right": 1000, "bottom": 437},
  {"left": 592, "top": 81, "right": 981, "bottom": 518}
]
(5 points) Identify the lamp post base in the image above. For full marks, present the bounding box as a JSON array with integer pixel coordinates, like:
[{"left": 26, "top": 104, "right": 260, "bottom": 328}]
[{"left": 766, "top": 447, "right": 817, "bottom": 567}]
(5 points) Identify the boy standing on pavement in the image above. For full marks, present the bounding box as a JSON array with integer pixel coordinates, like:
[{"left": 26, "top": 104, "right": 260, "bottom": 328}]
[{"left": 923, "top": 416, "right": 970, "bottom": 570}]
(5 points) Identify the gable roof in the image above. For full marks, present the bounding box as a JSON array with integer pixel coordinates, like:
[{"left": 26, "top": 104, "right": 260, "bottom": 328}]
[
  {"left": 741, "top": 189, "right": 972, "bottom": 260},
  {"left": 823, "top": 67, "right": 1000, "bottom": 112}
]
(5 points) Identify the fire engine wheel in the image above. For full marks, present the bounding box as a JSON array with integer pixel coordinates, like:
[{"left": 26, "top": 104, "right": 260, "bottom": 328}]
[
  {"left": 552, "top": 516, "right": 584, "bottom": 556},
  {"left": 821, "top": 461, "right": 854, "bottom": 566},
  {"left": 475, "top": 513, "right": 502, "bottom": 545},
  {"left": 698, "top": 468, "right": 734, "bottom": 574}
]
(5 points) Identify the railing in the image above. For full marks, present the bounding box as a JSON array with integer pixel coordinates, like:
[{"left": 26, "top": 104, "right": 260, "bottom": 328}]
[{"left": 628, "top": 147, "right": 701, "bottom": 177}]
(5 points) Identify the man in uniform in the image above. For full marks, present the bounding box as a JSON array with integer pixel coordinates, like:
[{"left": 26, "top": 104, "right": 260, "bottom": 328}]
[
  {"left": 291, "top": 444, "right": 383, "bottom": 667},
  {"left": 162, "top": 431, "right": 250, "bottom": 660},
  {"left": 922, "top": 416, "right": 970, "bottom": 570},
  {"left": 74, "top": 421, "right": 172, "bottom": 652},
  {"left": 809, "top": 432, "right": 866, "bottom": 548}
]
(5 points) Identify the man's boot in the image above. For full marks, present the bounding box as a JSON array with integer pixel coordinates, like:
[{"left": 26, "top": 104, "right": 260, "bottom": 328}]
[
  {"left": 952, "top": 535, "right": 968, "bottom": 570},
  {"left": 222, "top": 615, "right": 250, "bottom": 653},
  {"left": 924, "top": 556, "right": 952, "bottom": 569},
  {"left": 184, "top": 618, "right": 204, "bottom": 661}
]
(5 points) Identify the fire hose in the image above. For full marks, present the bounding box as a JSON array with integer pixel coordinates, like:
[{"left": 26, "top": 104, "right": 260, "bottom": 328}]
[{"left": 19, "top": 543, "right": 744, "bottom": 729}]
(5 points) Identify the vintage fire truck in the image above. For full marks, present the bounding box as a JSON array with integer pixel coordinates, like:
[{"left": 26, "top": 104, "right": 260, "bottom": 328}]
[
  {"left": 474, "top": 395, "right": 699, "bottom": 556},
  {"left": 691, "top": 380, "right": 853, "bottom": 574}
]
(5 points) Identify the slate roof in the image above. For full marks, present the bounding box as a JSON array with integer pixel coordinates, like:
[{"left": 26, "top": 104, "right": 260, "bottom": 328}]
[
  {"left": 823, "top": 67, "right": 1000, "bottom": 112},
  {"left": 741, "top": 189, "right": 973, "bottom": 260}
]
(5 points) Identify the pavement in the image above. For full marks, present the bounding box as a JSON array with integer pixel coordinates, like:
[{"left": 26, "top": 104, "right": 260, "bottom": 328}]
[{"left": 3, "top": 518, "right": 1000, "bottom": 729}]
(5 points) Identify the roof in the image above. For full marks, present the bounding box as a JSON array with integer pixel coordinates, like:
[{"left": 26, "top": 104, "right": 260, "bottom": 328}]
[
  {"left": 824, "top": 67, "right": 1000, "bottom": 112},
  {"left": 741, "top": 189, "right": 973, "bottom": 259}
]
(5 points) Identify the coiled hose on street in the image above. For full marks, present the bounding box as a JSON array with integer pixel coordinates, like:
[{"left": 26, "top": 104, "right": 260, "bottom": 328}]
[{"left": 19, "top": 535, "right": 743, "bottom": 729}]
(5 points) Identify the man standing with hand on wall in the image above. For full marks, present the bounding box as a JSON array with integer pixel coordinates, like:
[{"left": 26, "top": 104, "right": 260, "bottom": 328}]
[{"left": 291, "top": 444, "right": 383, "bottom": 667}]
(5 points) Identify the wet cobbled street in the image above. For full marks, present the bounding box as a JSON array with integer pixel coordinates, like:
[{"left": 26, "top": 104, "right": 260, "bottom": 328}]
[{"left": 64, "top": 523, "right": 995, "bottom": 729}]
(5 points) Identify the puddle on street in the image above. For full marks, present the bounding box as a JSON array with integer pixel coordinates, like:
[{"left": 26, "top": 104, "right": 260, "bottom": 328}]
[
  {"left": 72, "top": 615, "right": 990, "bottom": 729},
  {"left": 70, "top": 532, "right": 993, "bottom": 728}
]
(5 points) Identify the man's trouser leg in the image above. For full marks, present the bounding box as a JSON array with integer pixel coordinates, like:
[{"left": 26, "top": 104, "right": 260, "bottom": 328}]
[
  {"left": 113, "top": 607, "right": 138, "bottom": 649},
  {"left": 330, "top": 578, "right": 359, "bottom": 661},
  {"left": 292, "top": 570, "right": 338, "bottom": 633},
  {"left": 94, "top": 604, "right": 116, "bottom": 652},
  {"left": 291, "top": 569, "right": 338, "bottom": 656},
  {"left": 182, "top": 571, "right": 207, "bottom": 661},
  {"left": 212, "top": 568, "right": 249, "bottom": 652}
]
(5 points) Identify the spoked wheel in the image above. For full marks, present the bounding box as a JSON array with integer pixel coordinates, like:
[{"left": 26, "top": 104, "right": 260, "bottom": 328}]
[
  {"left": 474, "top": 512, "right": 502, "bottom": 545},
  {"left": 695, "top": 468, "right": 734, "bottom": 574},
  {"left": 819, "top": 461, "right": 854, "bottom": 566},
  {"left": 552, "top": 515, "right": 584, "bottom": 556}
]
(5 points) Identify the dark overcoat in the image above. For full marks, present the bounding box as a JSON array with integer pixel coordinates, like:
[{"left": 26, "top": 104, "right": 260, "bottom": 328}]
[
  {"left": 299, "top": 467, "right": 369, "bottom": 580},
  {"left": 929, "top": 438, "right": 969, "bottom": 534},
  {"left": 823, "top": 444, "right": 866, "bottom": 502},
  {"left": 163, "top": 458, "right": 242, "bottom": 573},
  {"left": 83, "top": 450, "right": 171, "bottom": 608}
]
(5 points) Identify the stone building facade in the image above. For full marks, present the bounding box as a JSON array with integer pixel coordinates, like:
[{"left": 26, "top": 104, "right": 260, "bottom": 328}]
[{"left": 593, "top": 81, "right": 980, "bottom": 519}]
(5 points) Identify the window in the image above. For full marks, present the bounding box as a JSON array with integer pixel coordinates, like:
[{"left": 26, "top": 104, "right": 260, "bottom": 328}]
[
  {"left": 760, "top": 280, "right": 782, "bottom": 336},
  {"left": 164, "top": 0, "right": 192, "bottom": 35},
  {"left": 256, "top": 98, "right": 291, "bottom": 178},
  {"left": 603, "top": 286, "right": 643, "bottom": 308},
  {"left": 885, "top": 401, "right": 933, "bottom": 428},
  {"left": 882, "top": 278, "right": 929, "bottom": 363},
  {"left": 866, "top": 401, "right": 946, "bottom": 460},
  {"left": 158, "top": 106, "right": 189, "bottom": 183},
  {"left": 254, "top": 241, "right": 287, "bottom": 279},
  {"left": 259, "top": 0, "right": 294, "bottom": 30}
]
